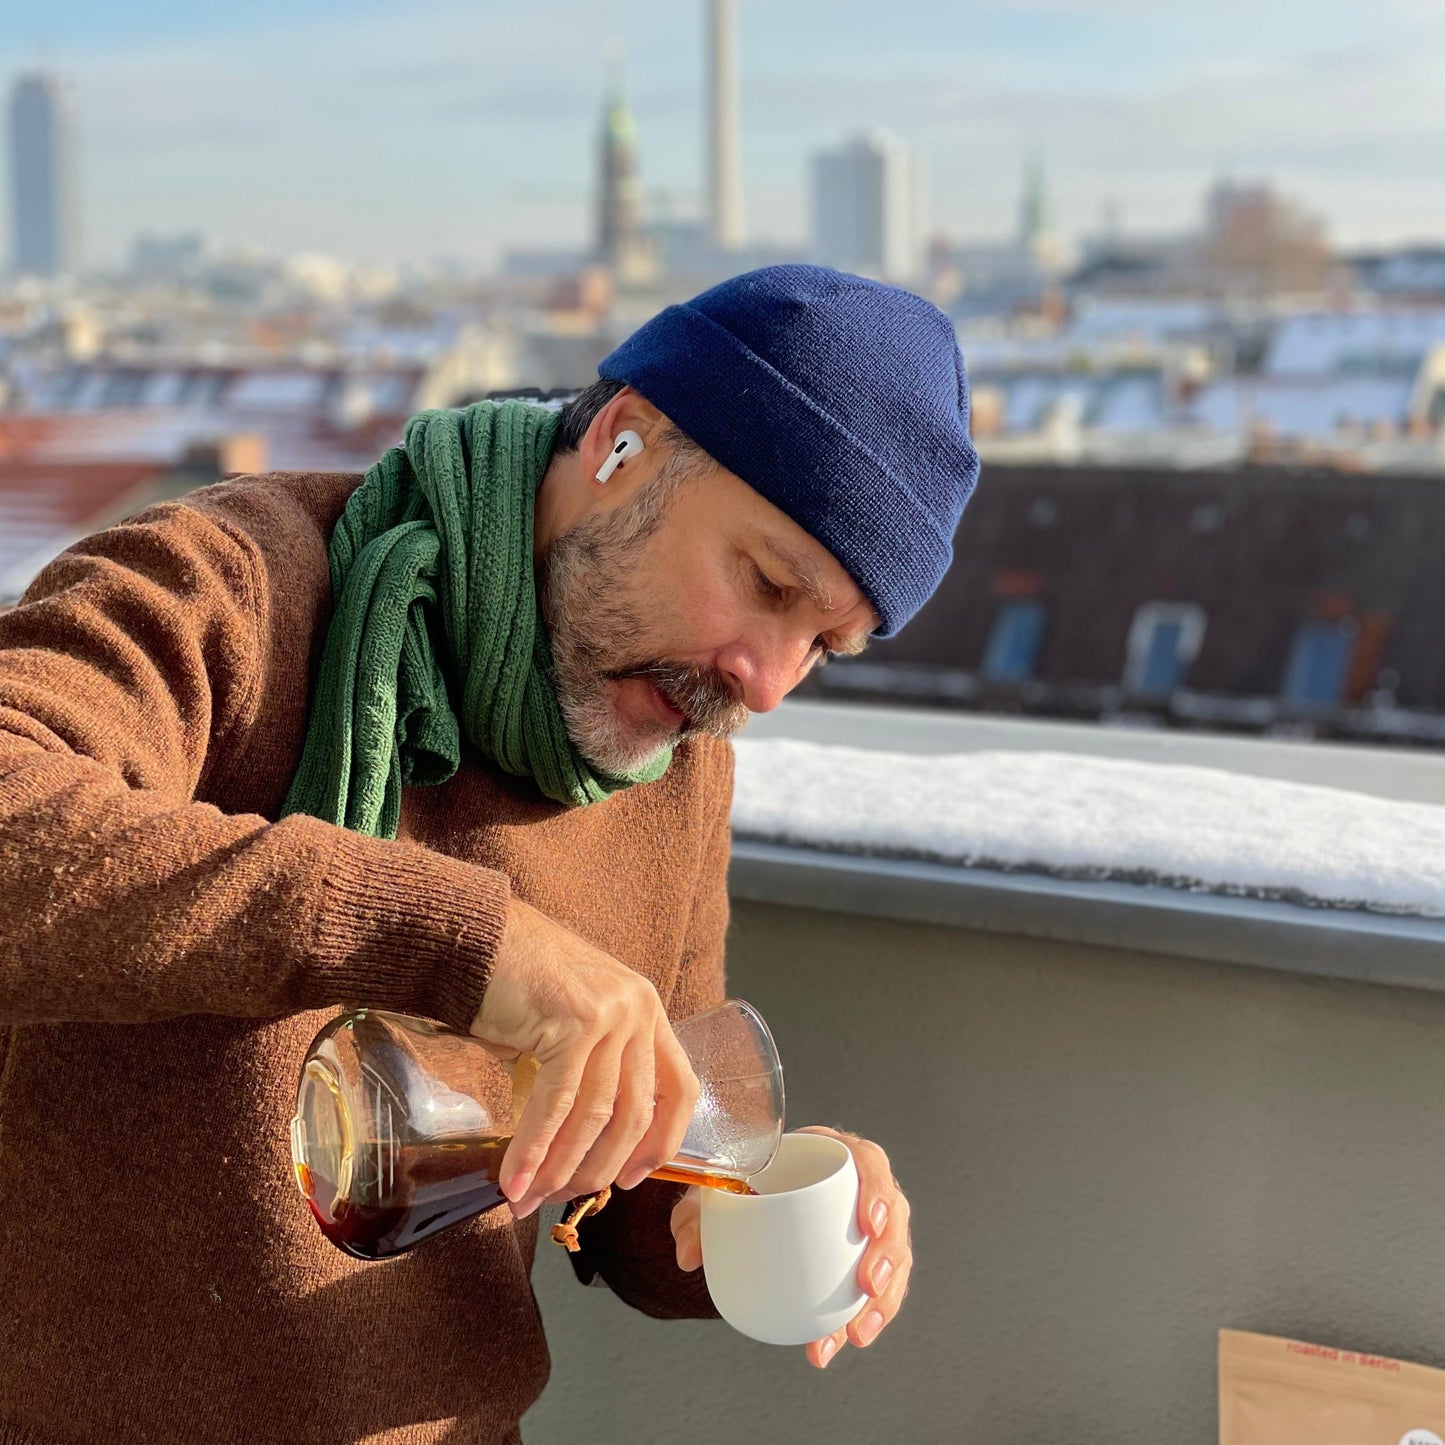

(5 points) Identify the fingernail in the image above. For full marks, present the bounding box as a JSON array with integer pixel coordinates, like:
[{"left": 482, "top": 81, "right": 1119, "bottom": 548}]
[
  {"left": 514, "top": 1197, "right": 540, "bottom": 1220},
  {"left": 509, "top": 1171, "right": 534, "bottom": 1203},
  {"left": 870, "top": 1200, "right": 889, "bottom": 1235},
  {"left": 617, "top": 1168, "right": 646, "bottom": 1190},
  {"left": 872, "top": 1258, "right": 893, "bottom": 1293},
  {"left": 818, "top": 1338, "right": 837, "bottom": 1367},
  {"left": 856, "top": 1310, "right": 884, "bottom": 1346}
]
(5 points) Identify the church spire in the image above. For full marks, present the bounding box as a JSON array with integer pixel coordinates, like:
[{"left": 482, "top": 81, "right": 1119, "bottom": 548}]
[
  {"left": 1019, "top": 150, "right": 1048, "bottom": 252},
  {"left": 595, "top": 38, "right": 644, "bottom": 272}
]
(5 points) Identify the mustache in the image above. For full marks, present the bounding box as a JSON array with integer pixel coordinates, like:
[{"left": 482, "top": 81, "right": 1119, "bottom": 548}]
[{"left": 610, "top": 660, "right": 750, "bottom": 738}]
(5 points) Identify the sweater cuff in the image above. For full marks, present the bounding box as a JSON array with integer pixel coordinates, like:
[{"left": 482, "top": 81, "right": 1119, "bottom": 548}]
[
  {"left": 567, "top": 1178, "right": 721, "bottom": 1321},
  {"left": 311, "top": 830, "right": 511, "bottom": 1033}
]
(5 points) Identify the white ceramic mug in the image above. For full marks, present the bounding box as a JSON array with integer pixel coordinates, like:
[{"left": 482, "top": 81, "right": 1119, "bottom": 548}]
[{"left": 700, "top": 1131, "right": 868, "bottom": 1346}]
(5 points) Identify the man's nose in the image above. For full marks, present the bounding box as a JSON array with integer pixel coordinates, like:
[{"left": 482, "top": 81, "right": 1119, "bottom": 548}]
[{"left": 714, "top": 639, "right": 807, "bottom": 714}]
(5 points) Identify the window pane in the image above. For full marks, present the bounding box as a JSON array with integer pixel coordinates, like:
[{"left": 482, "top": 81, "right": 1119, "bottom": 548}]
[
  {"left": 1139, "top": 621, "right": 1185, "bottom": 692},
  {"left": 1283, "top": 621, "right": 1356, "bottom": 704},
  {"left": 982, "top": 601, "right": 1046, "bottom": 682}
]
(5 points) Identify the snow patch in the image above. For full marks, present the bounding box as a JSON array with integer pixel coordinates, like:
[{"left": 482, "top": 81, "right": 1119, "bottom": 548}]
[{"left": 731, "top": 737, "right": 1445, "bottom": 918}]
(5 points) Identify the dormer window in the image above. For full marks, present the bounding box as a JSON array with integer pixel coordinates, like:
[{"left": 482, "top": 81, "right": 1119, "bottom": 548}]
[
  {"left": 981, "top": 600, "right": 1047, "bottom": 682},
  {"left": 1124, "top": 603, "right": 1207, "bottom": 696}
]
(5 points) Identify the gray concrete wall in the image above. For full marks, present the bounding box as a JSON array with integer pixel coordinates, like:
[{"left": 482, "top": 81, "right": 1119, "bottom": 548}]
[{"left": 523, "top": 898, "right": 1445, "bottom": 1445}]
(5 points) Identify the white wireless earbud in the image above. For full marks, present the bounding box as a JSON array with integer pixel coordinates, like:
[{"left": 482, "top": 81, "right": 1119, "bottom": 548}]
[{"left": 594, "top": 429, "right": 645, "bottom": 484}]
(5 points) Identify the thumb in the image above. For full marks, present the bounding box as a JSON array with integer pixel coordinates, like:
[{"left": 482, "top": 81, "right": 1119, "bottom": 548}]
[{"left": 671, "top": 1190, "right": 702, "bottom": 1271}]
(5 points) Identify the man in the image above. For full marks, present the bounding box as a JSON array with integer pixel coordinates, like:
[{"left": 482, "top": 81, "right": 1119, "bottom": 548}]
[{"left": 0, "top": 265, "right": 978, "bottom": 1443}]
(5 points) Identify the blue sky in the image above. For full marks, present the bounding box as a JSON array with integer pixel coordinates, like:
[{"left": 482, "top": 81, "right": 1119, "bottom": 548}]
[{"left": 6, "top": 0, "right": 1444, "bottom": 269}]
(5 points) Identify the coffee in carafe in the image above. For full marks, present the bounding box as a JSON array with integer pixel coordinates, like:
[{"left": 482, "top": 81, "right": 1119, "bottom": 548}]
[{"left": 291, "top": 1001, "right": 783, "bottom": 1260}]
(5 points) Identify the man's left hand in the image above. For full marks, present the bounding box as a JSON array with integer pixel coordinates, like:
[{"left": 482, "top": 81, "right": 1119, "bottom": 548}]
[{"left": 668, "top": 1125, "right": 912, "bottom": 1369}]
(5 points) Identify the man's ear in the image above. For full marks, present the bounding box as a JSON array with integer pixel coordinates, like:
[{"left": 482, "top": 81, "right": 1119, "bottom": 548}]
[{"left": 582, "top": 388, "right": 662, "bottom": 496}]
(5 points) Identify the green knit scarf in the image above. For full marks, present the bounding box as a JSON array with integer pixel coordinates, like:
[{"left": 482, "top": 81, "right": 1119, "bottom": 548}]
[{"left": 281, "top": 399, "right": 671, "bottom": 839}]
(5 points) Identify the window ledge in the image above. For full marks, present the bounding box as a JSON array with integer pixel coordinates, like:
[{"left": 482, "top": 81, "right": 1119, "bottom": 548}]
[{"left": 729, "top": 839, "right": 1445, "bottom": 993}]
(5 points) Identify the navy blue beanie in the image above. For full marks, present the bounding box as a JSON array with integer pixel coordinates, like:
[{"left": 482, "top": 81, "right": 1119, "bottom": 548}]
[{"left": 598, "top": 264, "right": 979, "bottom": 637}]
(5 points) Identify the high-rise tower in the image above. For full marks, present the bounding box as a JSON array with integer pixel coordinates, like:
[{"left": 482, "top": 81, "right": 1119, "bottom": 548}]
[
  {"left": 811, "top": 132, "right": 925, "bottom": 283},
  {"left": 706, "top": 0, "right": 745, "bottom": 253},
  {"left": 9, "top": 72, "right": 79, "bottom": 279}
]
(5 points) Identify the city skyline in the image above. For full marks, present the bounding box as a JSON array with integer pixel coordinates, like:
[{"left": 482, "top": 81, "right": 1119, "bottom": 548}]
[{"left": 4, "top": 0, "right": 1444, "bottom": 271}]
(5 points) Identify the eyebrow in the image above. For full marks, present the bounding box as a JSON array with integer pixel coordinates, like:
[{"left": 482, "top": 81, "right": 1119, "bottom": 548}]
[
  {"left": 760, "top": 535, "right": 874, "bottom": 655},
  {"left": 762, "top": 536, "right": 834, "bottom": 613}
]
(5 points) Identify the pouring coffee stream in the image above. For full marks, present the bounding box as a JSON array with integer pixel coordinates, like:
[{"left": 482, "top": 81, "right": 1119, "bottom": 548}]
[{"left": 290, "top": 1002, "right": 785, "bottom": 1261}]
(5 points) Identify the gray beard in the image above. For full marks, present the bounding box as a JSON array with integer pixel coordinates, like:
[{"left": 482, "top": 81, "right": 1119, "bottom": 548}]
[{"left": 538, "top": 493, "right": 749, "bottom": 777}]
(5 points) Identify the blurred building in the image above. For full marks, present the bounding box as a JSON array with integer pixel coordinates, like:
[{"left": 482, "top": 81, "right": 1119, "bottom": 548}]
[
  {"left": 804, "top": 462, "right": 1445, "bottom": 745},
  {"left": 128, "top": 232, "right": 207, "bottom": 284},
  {"left": 500, "top": 247, "right": 592, "bottom": 282},
  {"left": 0, "top": 418, "right": 250, "bottom": 604},
  {"left": 1185, "top": 309, "right": 1445, "bottom": 468},
  {"left": 932, "top": 158, "right": 1067, "bottom": 318},
  {"left": 1069, "top": 233, "right": 1188, "bottom": 298},
  {"left": 1068, "top": 180, "right": 1337, "bottom": 304},
  {"left": 8, "top": 73, "right": 79, "bottom": 280},
  {"left": 960, "top": 296, "right": 1445, "bottom": 473},
  {"left": 647, "top": 213, "right": 715, "bottom": 278},
  {"left": 594, "top": 47, "right": 655, "bottom": 285},
  {"left": 0, "top": 347, "right": 516, "bottom": 582},
  {"left": 1201, "top": 180, "right": 1333, "bottom": 296},
  {"left": 1349, "top": 246, "right": 1445, "bottom": 303},
  {"left": 811, "top": 132, "right": 925, "bottom": 284},
  {"left": 1017, "top": 152, "right": 1062, "bottom": 271}
]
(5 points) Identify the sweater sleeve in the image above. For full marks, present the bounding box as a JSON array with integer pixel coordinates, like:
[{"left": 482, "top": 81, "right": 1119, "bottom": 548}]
[
  {"left": 564, "top": 742, "right": 734, "bottom": 1319},
  {"left": 0, "top": 488, "right": 509, "bottom": 1033}
]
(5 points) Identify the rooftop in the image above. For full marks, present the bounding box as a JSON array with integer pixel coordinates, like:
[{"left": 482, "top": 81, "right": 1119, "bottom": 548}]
[{"left": 0, "top": 457, "right": 167, "bottom": 598}]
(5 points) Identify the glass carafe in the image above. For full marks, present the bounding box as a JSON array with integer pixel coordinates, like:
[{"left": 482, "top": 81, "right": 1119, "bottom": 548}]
[{"left": 290, "top": 999, "right": 785, "bottom": 1260}]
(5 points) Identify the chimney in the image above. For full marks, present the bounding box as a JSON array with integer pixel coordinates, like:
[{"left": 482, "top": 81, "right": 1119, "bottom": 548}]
[
  {"left": 181, "top": 432, "right": 268, "bottom": 480},
  {"left": 706, "top": 0, "right": 745, "bottom": 253}
]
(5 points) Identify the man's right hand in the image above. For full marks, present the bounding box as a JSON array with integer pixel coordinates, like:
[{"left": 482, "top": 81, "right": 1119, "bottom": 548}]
[{"left": 471, "top": 897, "right": 700, "bottom": 1219}]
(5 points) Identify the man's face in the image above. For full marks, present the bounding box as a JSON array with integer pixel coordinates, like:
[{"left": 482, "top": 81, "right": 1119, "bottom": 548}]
[{"left": 540, "top": 454, "right": 879, "bottom": 777}]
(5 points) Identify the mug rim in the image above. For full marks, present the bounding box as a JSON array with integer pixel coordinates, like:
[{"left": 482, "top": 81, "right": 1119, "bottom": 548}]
[{"left": 703, "top": 1130, "right": 854, "bottom": 1206}]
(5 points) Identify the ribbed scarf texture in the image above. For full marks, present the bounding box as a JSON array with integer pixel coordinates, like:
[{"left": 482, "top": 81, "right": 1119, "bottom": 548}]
[{"left": 282, "top": 400, "right": 671, "bottom": 839}]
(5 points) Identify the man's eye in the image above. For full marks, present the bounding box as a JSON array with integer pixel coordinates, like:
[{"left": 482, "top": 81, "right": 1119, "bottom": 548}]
[{"left": 751, "top": 562, "right": 786, "bottom": 601}]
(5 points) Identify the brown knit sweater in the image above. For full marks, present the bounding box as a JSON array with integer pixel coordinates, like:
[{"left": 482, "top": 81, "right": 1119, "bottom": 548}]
[{"left": 0, "top": 471, "right": 731, "bottom": 1445}]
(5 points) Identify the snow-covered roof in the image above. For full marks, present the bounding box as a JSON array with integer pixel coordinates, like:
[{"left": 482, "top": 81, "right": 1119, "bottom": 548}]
[
  {"left": 224, "top": 370, "right": 331, "bottom": 411},
  {"left": 364, "top": 373, "right": 423, "bottom": 413},
  {"left": 1067, "top": 298, "right": 1218, "bottom": 345},
  {"left": 1185, "top": 374, "right": 1414, "bottom": 438},
  {"left": 339, "top": 322, "right": 458, "bottom": 364},
  {"left": 958, "top": 336, "right": 1077, "bottom": 371},
  {"left": 997, "top": 374, "right": 1082, "bottom": 430},
  {"left": 731, "top": 737, "right": 1445, "bottom": 919},
  {"left": 1089, "top": 374, "right": 1166, "bottom": 431},
  {"left": 1264, "top": 310, "right": 1445, "bottom": 377},
  {"left": 975, "top": 369, "right": 1171, "bottom": 435},
  {"left": 17, "top": 362, "right": 424, "bottom": 418},
  {"left": 1360, "top": 250, "right": 1445, "bottom": 296}
]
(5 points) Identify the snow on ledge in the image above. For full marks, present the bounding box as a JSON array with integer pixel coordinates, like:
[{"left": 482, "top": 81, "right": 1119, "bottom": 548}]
[{"left": 730, "top": 737, "right": 1445, "bottom": 920}]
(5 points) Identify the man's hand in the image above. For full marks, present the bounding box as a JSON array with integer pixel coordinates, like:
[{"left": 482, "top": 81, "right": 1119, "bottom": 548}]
[
  {"left": 471, "top": 897, "right": 700, "bottom": 1219},
  {"left": 669, "top": 1126, "right": 912, "bottom": 1368}
]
